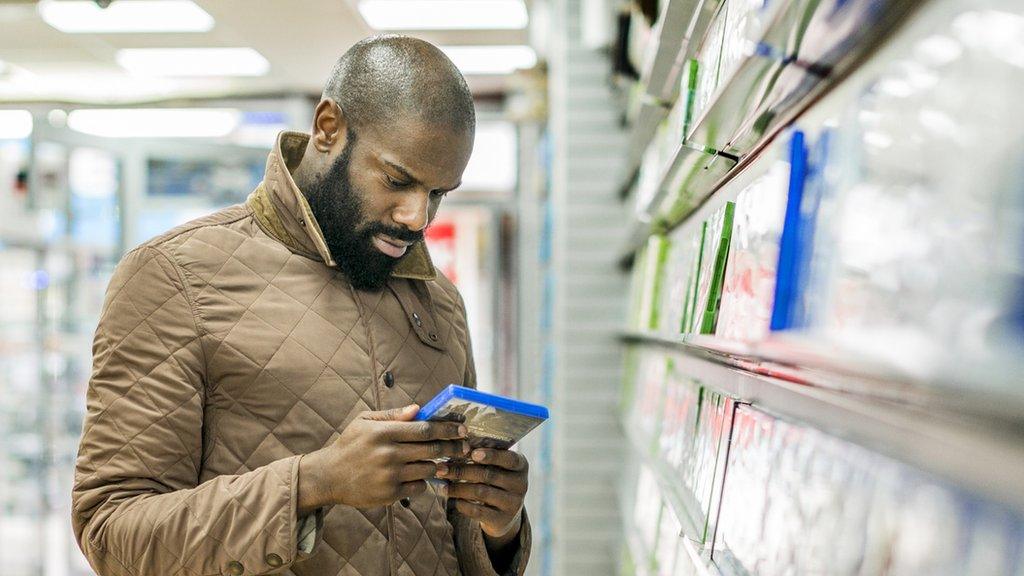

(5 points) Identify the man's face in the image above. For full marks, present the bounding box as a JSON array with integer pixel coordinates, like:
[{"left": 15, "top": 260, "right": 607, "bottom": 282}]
[{"left": 304, "top": 116, "right": 473, "bottom": 291}]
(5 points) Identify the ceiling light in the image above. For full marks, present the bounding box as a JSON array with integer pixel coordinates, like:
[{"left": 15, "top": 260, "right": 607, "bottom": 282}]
[
  {"left": 359, "top": 0, "right": 528, "bottom": 30},
  {"left": 67, "top": 109, "right": 240, "bottom": 138},
  {"left": 116, "top": 47, "right": 270, "bottom": 77},
  {"left": 0, "top": 110, "right": 33, "bottom": 140},
  {"left": 38, "top": 0, "right": 214, "bottom": 33},
  {"left": 440, "top": 45, "right": 537, "bottom": 75}
]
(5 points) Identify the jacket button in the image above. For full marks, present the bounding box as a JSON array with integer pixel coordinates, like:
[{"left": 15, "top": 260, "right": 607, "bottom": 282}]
[
  {"left": 383, "top": 371, "right": 395, "bottom": 388},
  {"left": 298, "top": 218, "right": 306, "bottom": 227},
  {"left": 428, "top": 332, "right": 438, "bottom": 342},
  {"left": 227, "top": 561, "right": 244, "bottom": 575},
  {"left": 400, "top": 497, "right": 411, "bottom": 508},
  {"left": 412, "top": 312, "right": 422, "bottom": 327},
  {"left": 266, "top": 553, "right": 283, "bottom": 567}
]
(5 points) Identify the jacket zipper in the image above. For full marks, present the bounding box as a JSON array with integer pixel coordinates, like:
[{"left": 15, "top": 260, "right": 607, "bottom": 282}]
[{"left": 348, "top": 281, "right": 397, "bottom": 576}]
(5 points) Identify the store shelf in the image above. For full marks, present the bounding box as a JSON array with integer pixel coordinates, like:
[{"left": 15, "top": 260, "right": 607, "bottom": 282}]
[
  {"left": 620, "top": 330, "right": 1024, "bottom": 515},
  {"left": 619, "top": 417, "right": 713, "bottom": 547},
  {"left": 623, "top": 330, "right": 1024, "bottom": 415},
  {"left": 684, "top": 51, "right": 788, "bottom": 156},
  {"left": 693, "top": 0, "right": 924, "bottom": 161},
  {"left": 621, "top": 0, "right": 726, "bottom": 195},
  {"left": 619, "top": 0, "right": 928, "bottom": 262},
  {"left": 678, "top": 535, "right": 724, "bottom": 576},
  {"left": 622, "top": 518, "right": 656, "bottom": 576},
  {"left": 617, "top": 436, "right": 729, "bottom": 576},
  {"left": 644, "top": 142, "right": 737, "bottom": 224},
  {"left": 639, "top": 0, "right": 722, "bottom": 105},
  {"left": 624, "top": 100, "right": 669, "bottom": 186}
]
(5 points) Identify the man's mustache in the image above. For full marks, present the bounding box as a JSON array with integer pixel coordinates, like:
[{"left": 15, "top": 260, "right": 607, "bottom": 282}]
[{"left": 362, "top": 222, "right": 425, "bottom": 244}]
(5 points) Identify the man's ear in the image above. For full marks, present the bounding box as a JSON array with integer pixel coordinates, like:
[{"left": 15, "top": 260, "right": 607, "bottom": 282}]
[{"left": 311, "top": 98, "right": 348, "bottom": 153}]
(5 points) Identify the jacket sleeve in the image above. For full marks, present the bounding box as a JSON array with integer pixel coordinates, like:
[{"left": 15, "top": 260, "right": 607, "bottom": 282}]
[
  {"left": 448, "top": 294, "right": 533, "bottom": 576},
  {"left": 71, "top": 245, "right": 324, "bottom": 576}
]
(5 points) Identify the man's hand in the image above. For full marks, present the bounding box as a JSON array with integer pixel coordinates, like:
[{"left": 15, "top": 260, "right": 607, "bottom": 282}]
[
  {"left": 298, "top": 404, "right": 470, "bottom": 512},
  {"left": 436, "top": 448, "right": 529, "bottom": 544}
]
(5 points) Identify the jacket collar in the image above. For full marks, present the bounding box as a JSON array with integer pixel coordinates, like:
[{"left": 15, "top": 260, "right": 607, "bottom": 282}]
[{"left": 246, "top": 130, "right": 437, "bottom": 281}]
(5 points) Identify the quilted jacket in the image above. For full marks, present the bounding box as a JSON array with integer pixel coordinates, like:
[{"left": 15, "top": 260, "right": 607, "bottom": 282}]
[{"left": 71, "top": 131, "right": 531, "bottom": 576}]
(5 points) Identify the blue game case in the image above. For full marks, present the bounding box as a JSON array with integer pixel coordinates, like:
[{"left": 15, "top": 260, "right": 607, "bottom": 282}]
[{"left": 415, "top": 385, "right": 549, "bottom": 450}]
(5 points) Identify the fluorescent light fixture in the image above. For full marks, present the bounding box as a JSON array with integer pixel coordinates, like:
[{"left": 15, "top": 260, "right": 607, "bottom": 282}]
[
  {"left": 67, "top": 108, "right": 240, "bottom": 138},
  {"left": 38, "top": 0, "right": 214, "bottom": 33},
  {"left": 359, "top": 0, "right": 527, "bottom": 30},
  {"left": 440, "top": 45, "right": 536, "bottom": 75},
  {"left": 0, "top": 110, "right": 33, "bottom": 140},
  {"left": 116, "top": 48, "right": 270, "bottom": 77}
]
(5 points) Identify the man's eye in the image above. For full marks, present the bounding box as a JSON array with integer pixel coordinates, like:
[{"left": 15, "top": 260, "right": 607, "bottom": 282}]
[{"left": 385, "top": 175, "right": 411, "bottom": 188}]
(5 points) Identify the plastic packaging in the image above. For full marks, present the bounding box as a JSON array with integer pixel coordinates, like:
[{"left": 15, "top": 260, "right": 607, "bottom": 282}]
[
  {"left": 691, "top": 202, "right": 736, "bottom": 334},
  {"left": 718, "top": 152, "right": 790, "bottom": 341}
]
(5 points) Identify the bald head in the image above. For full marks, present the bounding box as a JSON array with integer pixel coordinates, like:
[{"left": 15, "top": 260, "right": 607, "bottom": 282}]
[{"left": 322, "top": 35, "right": 475, "bottom": 135}]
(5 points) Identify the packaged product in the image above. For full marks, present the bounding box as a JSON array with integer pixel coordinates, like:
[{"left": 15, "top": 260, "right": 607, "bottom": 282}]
[
  {"left": 691, "top": 202, "right": 736, "bottom": 334},
  {"left": 718, "top": 154, "right": 790, "bottom": 341}
]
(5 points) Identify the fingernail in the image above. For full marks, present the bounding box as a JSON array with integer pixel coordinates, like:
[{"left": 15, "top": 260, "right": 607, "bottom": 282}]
[
  {"left": 462, "top": 441, "right": 471, "bottom": 454},
  {"left": 472, "top": 450, "right": 485, "bottom": 462},
  {"left": 437, "top": 464, "right": 449, "bottom": 476},
  {"left": 458, "top": 425, "right": 468, "bottom": 437}
]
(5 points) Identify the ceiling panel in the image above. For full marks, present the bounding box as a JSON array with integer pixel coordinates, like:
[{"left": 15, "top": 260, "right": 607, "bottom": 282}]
[{"left": 0, "top": 0, "right": 530, "bottom": 103}]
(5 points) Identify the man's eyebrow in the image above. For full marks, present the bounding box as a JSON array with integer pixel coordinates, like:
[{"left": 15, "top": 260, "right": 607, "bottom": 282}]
[
  {"left": 382, "top": 159, "right": 417, "bottom": 182},
  {"left": 383, "top": 158, "right": 461, "bottom": 192}
]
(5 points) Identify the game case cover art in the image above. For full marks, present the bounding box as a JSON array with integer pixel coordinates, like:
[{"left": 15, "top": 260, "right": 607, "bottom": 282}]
[{"left": 416, "top": 385, "right": 549, "bottom": 450}]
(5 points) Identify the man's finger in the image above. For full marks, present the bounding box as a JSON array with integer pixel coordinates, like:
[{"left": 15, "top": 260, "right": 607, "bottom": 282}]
[
  {"left": 361, "top": 404, "right": 420, "bottom": 422},
  {"left": 447, "top": 482, "right": 521, "bottom": 513},
  {"left": 469, "top": 448, "right": 528, "bottom": 472},
  {"left": 435, "top": 463, "right": 526, "bottom": 493},
  {"left": 387, "top": 420, "right": 468, "bottom": 442},
  {"left": 399, "top": 462, "right": 438, "bottom": 482},
  {"left": 453, "top": 499, "right": 505, "bottom": 527},
  {"left": 398, "top": 480, "right": 428, "bottom": 499},
  {"left": 397, "top": 439, "right": 471, "bottom": 462}
]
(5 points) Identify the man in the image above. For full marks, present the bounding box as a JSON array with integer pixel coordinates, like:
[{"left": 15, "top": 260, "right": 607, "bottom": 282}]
[{"left": 71, "top": 36, "right": 531, "bottom": 576}]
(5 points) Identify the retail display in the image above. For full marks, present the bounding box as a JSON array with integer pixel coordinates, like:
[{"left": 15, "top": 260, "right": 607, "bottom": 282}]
[
  {"left": 716, "top": 405, "right": 1024, "bottom": 576},
  {"left": 781, "top": 0, "right": 1024, "bottom": 384},
  {"left": 617, "top": 0, "right": 1024, "bottom": 573}
]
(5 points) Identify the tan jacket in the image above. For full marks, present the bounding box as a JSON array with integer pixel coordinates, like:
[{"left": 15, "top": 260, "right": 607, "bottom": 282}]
[{"left": 71, "top": 131, "right": 531, "bottom": 576}]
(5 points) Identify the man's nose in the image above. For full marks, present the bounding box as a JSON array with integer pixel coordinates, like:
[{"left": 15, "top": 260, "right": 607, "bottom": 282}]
[{"left": 392, "top": 191, "right": 430, "bottom": 232}]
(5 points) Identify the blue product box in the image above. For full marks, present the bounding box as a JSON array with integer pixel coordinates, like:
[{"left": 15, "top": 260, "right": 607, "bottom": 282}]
[{"left": 416, "top": 385, "right": 549, "bottom": 450}]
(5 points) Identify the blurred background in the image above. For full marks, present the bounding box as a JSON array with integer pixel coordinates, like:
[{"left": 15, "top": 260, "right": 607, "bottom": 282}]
[{"left": 2, "top": 0, "right": 1024, "bottom": 575}]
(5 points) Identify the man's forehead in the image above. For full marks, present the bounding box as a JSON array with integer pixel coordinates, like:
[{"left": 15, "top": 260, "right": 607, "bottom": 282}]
[{"left": 363, "top": 122, "right": 472, "bottom": 185}]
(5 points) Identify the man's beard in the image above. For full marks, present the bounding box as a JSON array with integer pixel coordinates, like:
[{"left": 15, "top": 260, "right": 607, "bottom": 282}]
[{"left": 302, "top": 135, "right": 424, "bottom": 291}]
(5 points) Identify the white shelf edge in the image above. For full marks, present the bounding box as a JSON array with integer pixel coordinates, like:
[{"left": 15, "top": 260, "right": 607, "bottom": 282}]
[{"left": 620, "top": 331, "right": 1024, "bottom": 515}]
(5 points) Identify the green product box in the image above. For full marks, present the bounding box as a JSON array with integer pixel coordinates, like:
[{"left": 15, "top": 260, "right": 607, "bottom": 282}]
[
  {"left": 682, "top": 58, "right": 700, "bottom": 139},
  {"left": 693, "top": 201, "right": 736, "bottom": 334},
  {"left": 639, "top": 235, "right": 670, "bottom": 330},
  {"left": 681, "top": 222, "right": 708, "bottom": 334}
]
